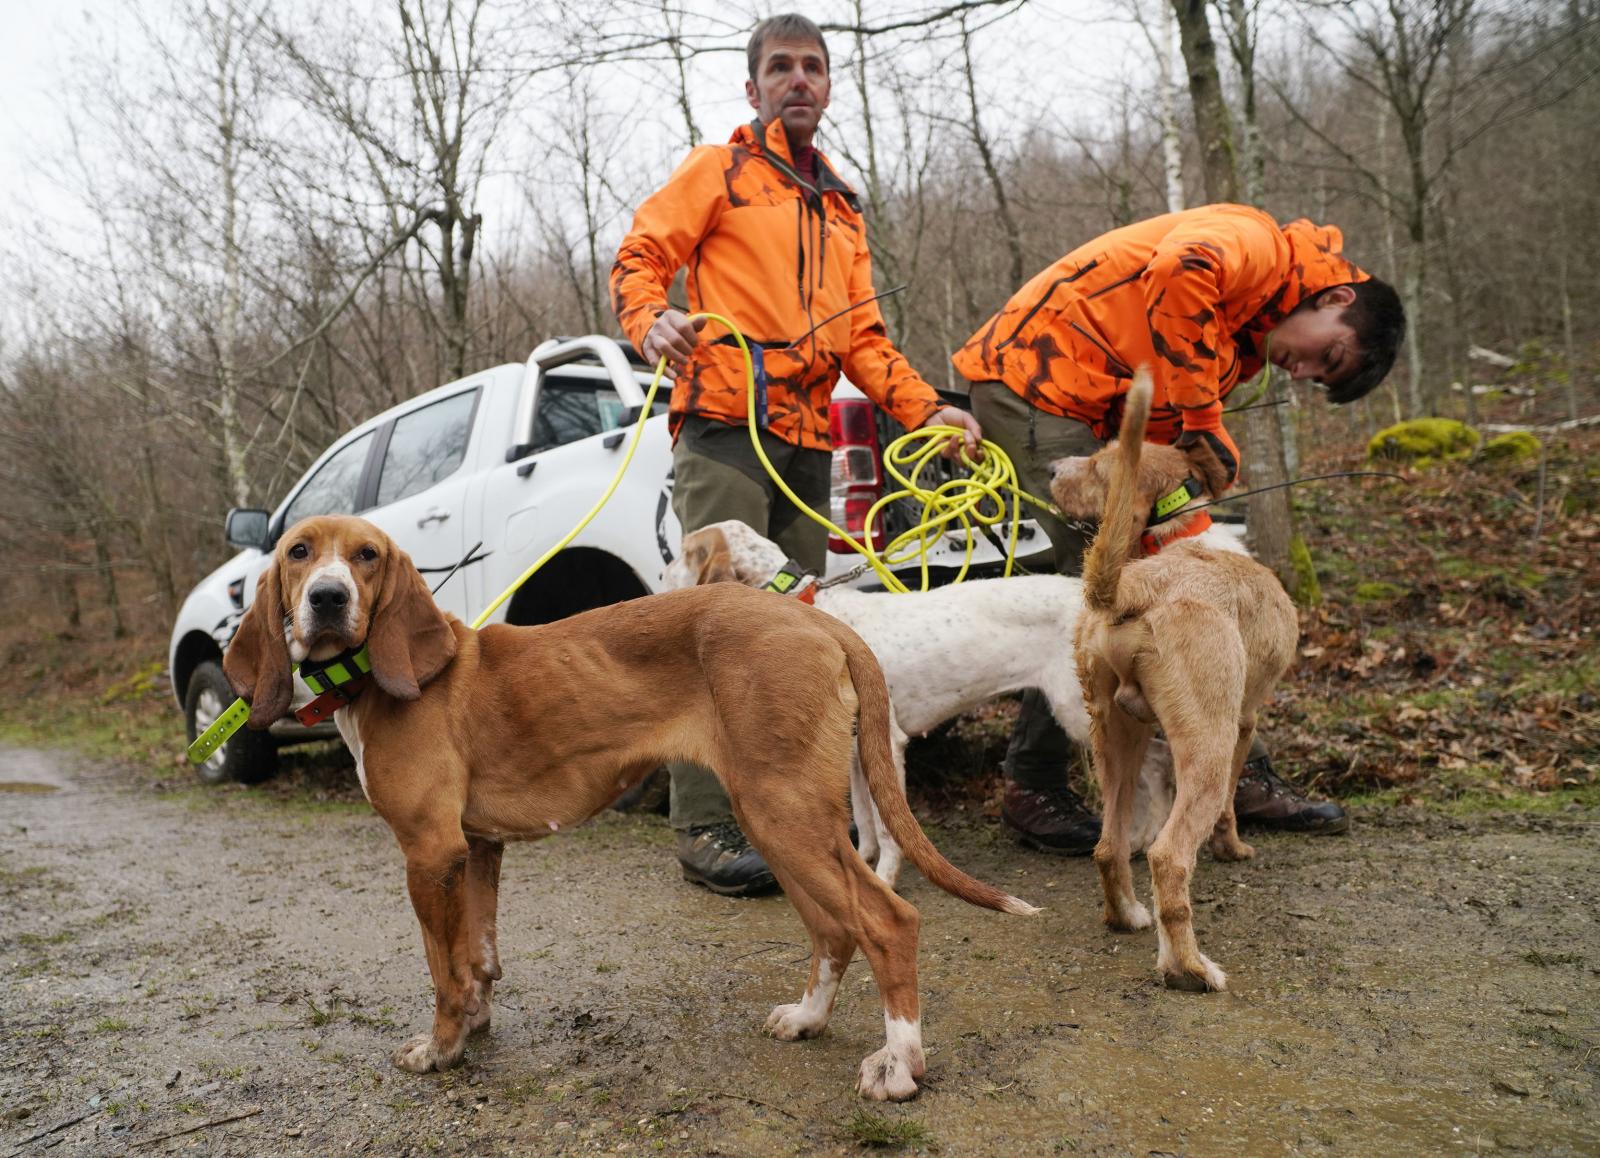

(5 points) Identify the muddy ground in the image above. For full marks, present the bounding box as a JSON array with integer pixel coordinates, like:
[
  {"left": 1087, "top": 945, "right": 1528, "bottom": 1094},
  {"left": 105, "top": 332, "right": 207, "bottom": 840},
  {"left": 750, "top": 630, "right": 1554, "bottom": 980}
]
[{"left": 2, "top": 744, "right": 1597, "bottom": 1157}]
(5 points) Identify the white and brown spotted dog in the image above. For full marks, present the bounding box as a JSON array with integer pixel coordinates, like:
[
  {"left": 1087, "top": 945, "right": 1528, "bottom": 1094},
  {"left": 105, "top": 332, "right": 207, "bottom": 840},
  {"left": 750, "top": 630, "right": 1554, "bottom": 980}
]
[
  {"left": 1050, "top": 372, "right": 1298, "bottom": 992},
  {"left": 664, "top": 522, "right": 1202, "bottom": 885},
  {"left": 223, "top": 515, "right": 1036, "bottom": 1101}
]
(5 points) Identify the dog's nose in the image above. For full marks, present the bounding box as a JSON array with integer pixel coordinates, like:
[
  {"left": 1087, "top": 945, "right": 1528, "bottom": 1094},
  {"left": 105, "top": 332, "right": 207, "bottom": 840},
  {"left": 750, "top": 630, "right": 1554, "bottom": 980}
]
[{"left": 308, "top": 583, "right": 350, "bottom": 617}]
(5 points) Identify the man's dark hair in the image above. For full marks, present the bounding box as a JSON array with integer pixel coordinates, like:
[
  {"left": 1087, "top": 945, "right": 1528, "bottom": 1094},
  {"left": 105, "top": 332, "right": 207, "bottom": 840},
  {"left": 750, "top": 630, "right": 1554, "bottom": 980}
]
[
  {"left": 1319, "top": 278, "right": 1406, "bottom": 404},
  {"left": 747, "top": 14, "right": 830, "bottom": 80}
]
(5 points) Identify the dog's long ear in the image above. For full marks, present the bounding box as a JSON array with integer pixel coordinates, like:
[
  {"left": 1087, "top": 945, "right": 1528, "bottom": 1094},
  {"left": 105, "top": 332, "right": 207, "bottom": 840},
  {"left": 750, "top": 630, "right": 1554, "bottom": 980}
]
[
  {"left": 1179, "top": 437, "right": 1234, "bottom": 500},
  {"left": 224, "top": 566, "right": 294, "bottom": 729},
  {"left": 682, "top": 529, "right": 738, "bottom": 585},
  {"left": 366, "top": 547, "right": 457, "bottom": 701}
]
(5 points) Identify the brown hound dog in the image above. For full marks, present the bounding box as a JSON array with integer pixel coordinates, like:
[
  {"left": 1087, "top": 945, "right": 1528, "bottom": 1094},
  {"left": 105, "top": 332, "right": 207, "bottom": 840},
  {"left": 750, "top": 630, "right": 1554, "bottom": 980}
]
[
  {"left": 1049, "top": 374, "right": 1298, "bottom": 992},
  {"left": 223, "top": 515, "right": 1036, "bottom": 1100}
]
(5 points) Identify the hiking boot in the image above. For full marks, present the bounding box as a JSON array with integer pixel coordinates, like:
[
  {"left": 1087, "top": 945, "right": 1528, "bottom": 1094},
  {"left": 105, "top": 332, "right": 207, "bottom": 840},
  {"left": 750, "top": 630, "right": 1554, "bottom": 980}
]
[
  {"left": 1234, "top": 755, "right": 1349, "bottom": 834},
  {"left": 1001, "top": 781, "right": 1102, "bottom": 855},
  {"left": 677, "top": 822, "right": 780, "bottom": 896}
]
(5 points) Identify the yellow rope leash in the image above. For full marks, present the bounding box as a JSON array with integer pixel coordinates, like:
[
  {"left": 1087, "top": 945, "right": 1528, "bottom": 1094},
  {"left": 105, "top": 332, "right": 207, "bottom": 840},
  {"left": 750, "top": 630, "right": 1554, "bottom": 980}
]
[{"left": 694, "top": 311, "right": 1059, "bottom": 594}]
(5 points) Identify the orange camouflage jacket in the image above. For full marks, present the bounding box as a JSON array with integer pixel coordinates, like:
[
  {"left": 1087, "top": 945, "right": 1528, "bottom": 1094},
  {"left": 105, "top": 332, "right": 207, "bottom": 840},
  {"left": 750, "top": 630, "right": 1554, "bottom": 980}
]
[
  {"left": 951, "top": 204, "right": 1370, "bottom": 447},
  {"left": 610, "top": 118, "right": 943, "bottom": 450}
]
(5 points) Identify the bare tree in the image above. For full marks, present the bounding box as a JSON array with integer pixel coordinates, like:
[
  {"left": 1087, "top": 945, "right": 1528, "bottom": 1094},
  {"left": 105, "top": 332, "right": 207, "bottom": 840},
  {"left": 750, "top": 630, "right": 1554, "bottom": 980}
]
[{"left": 1171, "top": 0, "right": 1239, "bottom": 203}]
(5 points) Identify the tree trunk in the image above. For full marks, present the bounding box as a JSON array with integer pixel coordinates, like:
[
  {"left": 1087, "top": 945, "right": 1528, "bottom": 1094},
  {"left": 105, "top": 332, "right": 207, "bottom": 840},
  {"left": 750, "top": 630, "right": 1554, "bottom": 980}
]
[
  {"left": 214, "top": 3, "right": 250, "bottom": 508},
  {"left": 1159, "top": 0, "right": 1186, "bottom": 212},
  {"left": 1170, "top": 0, "right": 1238, "bottom": 204},
  {"left": 1172, "top": 0, "right": 1297, "bottom": 590}
]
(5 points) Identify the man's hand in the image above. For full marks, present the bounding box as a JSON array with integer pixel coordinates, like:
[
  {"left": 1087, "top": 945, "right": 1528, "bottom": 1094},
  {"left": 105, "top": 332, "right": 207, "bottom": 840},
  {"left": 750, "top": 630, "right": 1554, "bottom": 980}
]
[
  {"left": 642, "top": 310, "right": 707, "bottom": 379},
  {"left": 921, "top": 405, "right": 985, "bottom": 462}
]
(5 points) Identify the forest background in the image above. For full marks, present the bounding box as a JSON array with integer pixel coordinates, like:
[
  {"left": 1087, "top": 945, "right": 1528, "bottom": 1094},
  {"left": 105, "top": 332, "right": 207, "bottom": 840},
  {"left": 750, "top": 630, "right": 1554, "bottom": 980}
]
[{"left": 0, "top": 0, "right": 1595, "bottom": 800}]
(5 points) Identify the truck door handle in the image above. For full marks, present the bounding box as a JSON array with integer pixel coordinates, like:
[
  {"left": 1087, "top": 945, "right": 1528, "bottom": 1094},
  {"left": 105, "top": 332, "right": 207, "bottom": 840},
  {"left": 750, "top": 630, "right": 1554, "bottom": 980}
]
[{"left": 418, "top": 508, "right": 452, "bottom": 528}]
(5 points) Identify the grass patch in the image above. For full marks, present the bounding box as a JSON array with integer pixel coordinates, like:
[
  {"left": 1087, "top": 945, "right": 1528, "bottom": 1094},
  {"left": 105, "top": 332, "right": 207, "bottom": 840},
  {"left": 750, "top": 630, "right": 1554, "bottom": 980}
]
[
  {"left": 1520, "top": 1023, "right": 1588, "bottom": 1051},
  {"left": 93, "top": 1017, "right": 132, "bottom": 1034},
  {"left": 1345, "top": 786, "right": 1600, "bottom": 814},
  {"left": 1522, "top": 950, "right": 1585, "bottom": 967},
  {"left": 843, "top": 1110, "right": 932, "bottom": 1148},
  {"left": 0, "top": 700, "right": 175, "bottom": 767},
  {"left": 17, "top": 930, "right": 75, "bottom": 947}
]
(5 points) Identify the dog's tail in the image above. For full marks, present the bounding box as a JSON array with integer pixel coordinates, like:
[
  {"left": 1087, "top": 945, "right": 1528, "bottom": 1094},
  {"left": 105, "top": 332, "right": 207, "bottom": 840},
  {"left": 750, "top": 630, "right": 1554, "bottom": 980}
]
[
  {"left": 1083, "top": 369, "right": 1153, "bottom": 613},
  {"left": 838, "top": 628, "right": 1040, "bottom": 917}
]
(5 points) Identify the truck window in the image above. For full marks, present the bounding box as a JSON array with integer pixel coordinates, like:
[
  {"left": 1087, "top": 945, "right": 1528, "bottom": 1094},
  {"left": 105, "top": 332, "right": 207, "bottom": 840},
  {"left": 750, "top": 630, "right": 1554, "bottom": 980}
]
[
  {"left": 282, "top": 430, "right": 376, "bottom": 529},
  {"left": 375, "top": 390, "right": 477, "bottom": 506},
  {"left": 531, "top": 374, "right": 665, "bottom": 454}
]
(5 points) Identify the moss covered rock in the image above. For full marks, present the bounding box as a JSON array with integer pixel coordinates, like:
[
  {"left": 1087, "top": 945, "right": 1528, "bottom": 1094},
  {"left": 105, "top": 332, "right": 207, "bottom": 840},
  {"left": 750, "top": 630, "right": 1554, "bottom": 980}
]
[
  {"left": 1479, "top": 430, "right": 1541, "bottom": 466},
  {"left": 1288, "top": 535, "right": 1322, "bottom": 608},
  {"left": 1367, "top": 418, "right": 1480, "bottom": 466}
]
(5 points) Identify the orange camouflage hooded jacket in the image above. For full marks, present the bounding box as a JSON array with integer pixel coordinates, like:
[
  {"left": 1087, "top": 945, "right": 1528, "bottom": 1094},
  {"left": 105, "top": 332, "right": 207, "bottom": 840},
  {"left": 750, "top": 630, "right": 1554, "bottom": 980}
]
[
  {"left": 951, "top": 204, "right": 1371, "bottom": 451},
  {"left": 610, "top": 118, "right": 943, "bottom": 450}
]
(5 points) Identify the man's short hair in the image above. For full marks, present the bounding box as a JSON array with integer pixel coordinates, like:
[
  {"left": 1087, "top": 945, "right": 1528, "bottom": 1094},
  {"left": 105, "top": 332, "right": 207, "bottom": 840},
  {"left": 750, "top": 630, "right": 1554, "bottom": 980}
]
[
  {"left": 747, "top": 14, "right": 830, "bottom": 80},
  {"left": 1318, "top": 278, "right": 1407, "bottom": 404}
]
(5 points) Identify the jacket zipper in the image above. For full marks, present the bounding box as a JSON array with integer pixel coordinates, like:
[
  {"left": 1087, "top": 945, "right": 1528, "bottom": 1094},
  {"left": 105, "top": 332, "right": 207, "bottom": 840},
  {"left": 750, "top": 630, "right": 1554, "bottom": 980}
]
[
  {"left": 1068, "top": 321, "right": 1133, "bottom": 379},
  {"left": 997, "top": 259, "right": 1100, "bottom": 349},
  {"left": 760, "top": 139, "right": 829, "bottom": 303},
  {"left": 1087, "top": 270, "right": 1141, "bottom": 299}
]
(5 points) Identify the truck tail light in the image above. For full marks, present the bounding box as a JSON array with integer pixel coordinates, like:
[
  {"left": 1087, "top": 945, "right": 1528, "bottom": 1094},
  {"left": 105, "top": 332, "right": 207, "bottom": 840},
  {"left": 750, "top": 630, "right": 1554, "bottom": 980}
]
[{"left": 828, "top": 398, "right": 886, "bottom": 553}]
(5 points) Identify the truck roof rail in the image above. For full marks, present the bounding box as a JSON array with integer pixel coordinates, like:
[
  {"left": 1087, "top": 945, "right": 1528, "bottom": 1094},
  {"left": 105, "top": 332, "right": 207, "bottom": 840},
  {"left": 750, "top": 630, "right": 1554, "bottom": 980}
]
[{"left": 545, "top": 335, "right": 653, "bottom": 369}]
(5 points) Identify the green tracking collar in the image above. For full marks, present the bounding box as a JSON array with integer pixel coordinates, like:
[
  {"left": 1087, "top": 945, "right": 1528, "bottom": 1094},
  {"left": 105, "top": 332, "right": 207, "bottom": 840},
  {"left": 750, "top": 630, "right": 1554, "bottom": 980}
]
[{"left": 1150, "top": 478, "right": 1204, "bottom": 524}]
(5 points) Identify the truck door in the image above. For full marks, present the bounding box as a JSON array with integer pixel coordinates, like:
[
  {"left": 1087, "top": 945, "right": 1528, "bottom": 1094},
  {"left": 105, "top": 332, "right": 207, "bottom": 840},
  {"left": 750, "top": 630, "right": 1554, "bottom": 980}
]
[{"left": 361, "top": 387, "right": 480, "bottom": 620}]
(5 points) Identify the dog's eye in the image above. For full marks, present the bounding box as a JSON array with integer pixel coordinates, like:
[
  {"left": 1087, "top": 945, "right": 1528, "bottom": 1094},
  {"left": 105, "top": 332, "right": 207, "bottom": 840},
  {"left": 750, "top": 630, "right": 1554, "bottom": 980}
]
[
  {"left": 288, "top": 543, "right": 309, "bottom": 560},
  {"left": 355, "top": 546, "right": 378, "bottom": 563}
]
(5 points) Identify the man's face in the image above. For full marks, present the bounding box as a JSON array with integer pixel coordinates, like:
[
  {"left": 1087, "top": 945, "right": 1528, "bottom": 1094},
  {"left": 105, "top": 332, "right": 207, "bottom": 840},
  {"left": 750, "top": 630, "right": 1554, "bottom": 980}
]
[
  {"left": 746, "top": 37, "right": 830, "bottom": 147},
  {"left": 1269, "top": 285, "right": 1360, "bottom": 386}
]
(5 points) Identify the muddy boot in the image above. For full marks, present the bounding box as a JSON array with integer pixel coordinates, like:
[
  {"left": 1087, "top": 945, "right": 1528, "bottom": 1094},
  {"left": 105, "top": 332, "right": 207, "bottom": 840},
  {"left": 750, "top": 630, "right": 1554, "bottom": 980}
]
[
  {"left": 1234, "top": 754, "right": 1349, "bottom": 834},
  {"left": 1001, "top": 781, "right": 1102, "bottom": 855},
  {"left": 999, "top": 689, "right": 1102, "bottom": 855},
  {"left": 676, "top": 822, "right": 780, "bottom": 897}
]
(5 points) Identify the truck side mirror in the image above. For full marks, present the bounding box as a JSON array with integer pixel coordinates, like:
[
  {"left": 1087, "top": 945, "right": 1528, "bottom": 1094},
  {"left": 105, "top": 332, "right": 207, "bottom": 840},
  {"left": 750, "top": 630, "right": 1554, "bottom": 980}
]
[{"left": 225, "top": 509, "right": 272, "bottom": 551}]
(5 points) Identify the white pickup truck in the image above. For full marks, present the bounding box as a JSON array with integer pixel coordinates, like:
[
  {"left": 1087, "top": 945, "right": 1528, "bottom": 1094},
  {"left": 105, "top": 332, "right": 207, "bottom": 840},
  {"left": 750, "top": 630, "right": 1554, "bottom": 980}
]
[{"left": 168, "top": 335, "right": 1048, "bottom": 784}]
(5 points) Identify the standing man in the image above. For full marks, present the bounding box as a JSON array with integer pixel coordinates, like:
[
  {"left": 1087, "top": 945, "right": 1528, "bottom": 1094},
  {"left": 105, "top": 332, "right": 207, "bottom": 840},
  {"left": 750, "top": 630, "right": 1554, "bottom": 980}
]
[
  {"left": 611, "top": 13, "right": 981, "bottom": 896},
  {"left": 951, "top": 203, "right": 1406, "bottom": 853}
]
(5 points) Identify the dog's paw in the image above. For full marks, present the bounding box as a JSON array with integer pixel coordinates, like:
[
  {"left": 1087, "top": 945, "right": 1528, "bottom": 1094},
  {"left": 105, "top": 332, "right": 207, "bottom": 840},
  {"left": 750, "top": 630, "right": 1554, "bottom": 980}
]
[
  {"left": 856, "top": 1043, "right": 924, "bottom": 1102},
  {"left": 1162, "top": 954, "right": 1228, "bottom": 993},
  {"left": 873, "top": 851, "right": 903, "bottom": 892},
  {"left": 392, "top": 1032, "right": 464, "bottom": 1073},
  {"left": 1100, "top": 902, "right": 1152, "bottom": 934},
  {"left": 765, "top": 1002, "right": 827, "bottom": 1041},
  {"left": 1210, "top": 836, "right": 1255, "bottom": 862}
]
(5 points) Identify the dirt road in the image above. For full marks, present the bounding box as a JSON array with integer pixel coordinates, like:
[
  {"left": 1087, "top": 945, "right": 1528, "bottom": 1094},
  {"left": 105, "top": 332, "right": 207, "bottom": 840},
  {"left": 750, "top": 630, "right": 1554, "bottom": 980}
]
[{"left": 2, "top": 744, "right": 1596, "bottom": 1155}]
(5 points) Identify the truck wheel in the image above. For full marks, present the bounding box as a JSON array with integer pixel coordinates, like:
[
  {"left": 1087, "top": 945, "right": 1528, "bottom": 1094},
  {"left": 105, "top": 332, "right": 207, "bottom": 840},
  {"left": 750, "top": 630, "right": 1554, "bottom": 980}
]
[{"left": 184, "top": 660, "right": 278, "bottom": 785}]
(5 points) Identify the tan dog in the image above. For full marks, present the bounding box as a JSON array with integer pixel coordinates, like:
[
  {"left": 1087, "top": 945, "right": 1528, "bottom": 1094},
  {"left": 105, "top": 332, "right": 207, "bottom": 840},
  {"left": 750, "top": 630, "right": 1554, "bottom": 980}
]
[
  {"left": 1050, "top": 374, "right": 1298, "bottom": 992},
  {"left": 223, "top": 515, "right": 1036, "bottom": 1100}
]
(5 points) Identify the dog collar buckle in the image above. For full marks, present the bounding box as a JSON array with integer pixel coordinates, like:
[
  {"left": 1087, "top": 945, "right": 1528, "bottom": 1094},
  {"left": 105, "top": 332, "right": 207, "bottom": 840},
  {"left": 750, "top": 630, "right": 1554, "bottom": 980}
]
[
  {"left": 762, "top": 560, "right": 818, "bottom": 605},
  {"left": 295, "top": 678, "right": 368, "bottom": 726}
]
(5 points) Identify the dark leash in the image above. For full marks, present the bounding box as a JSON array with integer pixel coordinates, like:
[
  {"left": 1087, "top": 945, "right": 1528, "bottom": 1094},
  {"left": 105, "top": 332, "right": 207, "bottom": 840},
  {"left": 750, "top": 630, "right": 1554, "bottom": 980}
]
[
  {"left": 1182, "top": 471, "right": 1408, "bottom": 517},
  {"left": 427, "top": 541, "right": 485, "bottom": 597}
]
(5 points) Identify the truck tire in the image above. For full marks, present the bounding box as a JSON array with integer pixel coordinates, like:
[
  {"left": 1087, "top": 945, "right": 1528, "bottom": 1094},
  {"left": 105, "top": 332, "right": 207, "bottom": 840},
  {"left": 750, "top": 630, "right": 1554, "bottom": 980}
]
[{"left": 183, "top": 660, "right": 278, "bottom": 785}]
